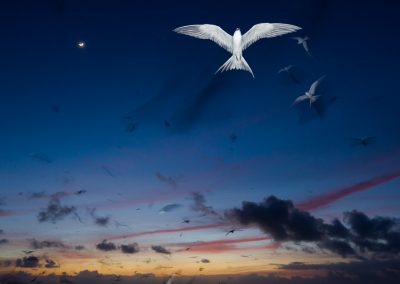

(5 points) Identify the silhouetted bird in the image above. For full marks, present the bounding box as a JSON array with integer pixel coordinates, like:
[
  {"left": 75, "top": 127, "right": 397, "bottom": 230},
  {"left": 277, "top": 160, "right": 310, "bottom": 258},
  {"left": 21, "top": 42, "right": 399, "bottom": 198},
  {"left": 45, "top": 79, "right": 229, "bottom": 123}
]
[{"left": 352, "top": 136, "right": 376, "bottom": 146}]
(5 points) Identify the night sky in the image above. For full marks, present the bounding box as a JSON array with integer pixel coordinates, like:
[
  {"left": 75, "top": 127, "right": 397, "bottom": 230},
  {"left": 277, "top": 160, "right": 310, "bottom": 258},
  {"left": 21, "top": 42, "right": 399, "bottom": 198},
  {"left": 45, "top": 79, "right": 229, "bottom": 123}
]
[{"left": 1, "top": 0, "right": 400, "bottom": 283}]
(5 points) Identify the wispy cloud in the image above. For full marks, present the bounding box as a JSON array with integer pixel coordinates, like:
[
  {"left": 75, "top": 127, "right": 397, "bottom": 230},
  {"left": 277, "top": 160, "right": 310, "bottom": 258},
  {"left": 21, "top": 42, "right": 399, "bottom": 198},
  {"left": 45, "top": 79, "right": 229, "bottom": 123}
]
[
  {"left": 37, "top": 198, "right": 76, "bottom": 223},
  {"left": 297, "top": 170, "right": 400, "bottom": 211}
]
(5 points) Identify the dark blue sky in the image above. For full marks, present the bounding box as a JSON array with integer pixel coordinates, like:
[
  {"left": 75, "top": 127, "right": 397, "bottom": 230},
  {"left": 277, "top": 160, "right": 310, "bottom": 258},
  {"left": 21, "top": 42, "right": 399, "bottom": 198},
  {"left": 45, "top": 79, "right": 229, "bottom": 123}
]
[{"left": 0, "top": 0, "right": 400, "bottom": 281}]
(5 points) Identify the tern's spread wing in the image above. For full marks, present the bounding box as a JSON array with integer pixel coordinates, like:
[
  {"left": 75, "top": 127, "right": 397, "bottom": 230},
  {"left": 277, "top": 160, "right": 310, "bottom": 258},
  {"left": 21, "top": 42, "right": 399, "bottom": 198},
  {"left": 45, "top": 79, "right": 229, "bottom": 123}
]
[
  {"left": 302, "top": 41, "right": 311, "bottom": 55},
  {"left": 241, "top": 23, "right": 301, "bottom": 50},
  {"left": 292, "top": 36, "right": 302, "bottom": 43},
  {"left": 174, "top": 24, "right": 232, "bottom": 52},
  {"left": 309, "top": 76, "right": 326, "bottom": 95},
  {"left": 292, "top": 94, "right": 309, "bottom": 105}
]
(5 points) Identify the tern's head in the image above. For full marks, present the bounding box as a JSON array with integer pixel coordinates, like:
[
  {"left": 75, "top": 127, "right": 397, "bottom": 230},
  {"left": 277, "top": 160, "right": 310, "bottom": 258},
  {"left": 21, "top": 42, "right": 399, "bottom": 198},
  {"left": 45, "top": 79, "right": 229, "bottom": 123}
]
[{"left": 234, "top": 28, "right": 241, "bottom": 36}]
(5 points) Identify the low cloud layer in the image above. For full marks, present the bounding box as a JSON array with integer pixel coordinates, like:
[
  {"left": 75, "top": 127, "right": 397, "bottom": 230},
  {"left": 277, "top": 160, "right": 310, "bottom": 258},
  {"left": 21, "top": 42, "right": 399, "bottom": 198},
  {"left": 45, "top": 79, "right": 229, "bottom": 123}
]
[
  {"left": 121, "top": 243, "right": 140, "bottom": 254},
  {"left": 16, "top": 256, "right": 40, "bottom": 268},
  {"left": 30, "top": 239, "right": 66, "bottom": 249},
  {"left": 226, "top": 196, "right": 400, "bottom": 258},
  {"left": 96, "top": 240, "right": 117, "bottom": 252}
]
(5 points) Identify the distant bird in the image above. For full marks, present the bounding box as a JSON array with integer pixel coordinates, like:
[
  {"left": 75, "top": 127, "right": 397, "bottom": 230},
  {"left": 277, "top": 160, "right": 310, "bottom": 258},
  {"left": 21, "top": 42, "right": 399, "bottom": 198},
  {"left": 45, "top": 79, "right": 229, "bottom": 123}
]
[
  {"left": 182, "top": 218, "right": 190, "bottom": 224},
  {"left": 293, "top": 76, "right": 325, "bottom": 107},
  {"left": 164, "top": 120, "right": 171, "bottom": 128},
  {"left": 278, "top": 64, "right": 293, "bottom": 74},
  {"left": 352, "top": 136, "right": 376, "bottom": 146},
  {"left": 22, "top": 250, "right": 35, "bottom": 255},
  {"left": 278, "top": 65, "right": 299, "bottom": 84},
  {"left": 230, "top": 133, "right": 237, "bottom": 142},
  {"left": 126, "top": 121, "right": 138, "bottom": 133},
  {"left": 28, "top": 152, "right": 53, "bottom": 163},
  {"left": 75, "top": 189, "right": 86, "bottom": 195},
  {"left": 174, "top": 23, "right": 301, "bottom": 77},
  {"left": 293, "top": 36, "right": 311, "bottom": 56},
  {"left": 225, "top": 229, "right": 240, "bottom": 236}
]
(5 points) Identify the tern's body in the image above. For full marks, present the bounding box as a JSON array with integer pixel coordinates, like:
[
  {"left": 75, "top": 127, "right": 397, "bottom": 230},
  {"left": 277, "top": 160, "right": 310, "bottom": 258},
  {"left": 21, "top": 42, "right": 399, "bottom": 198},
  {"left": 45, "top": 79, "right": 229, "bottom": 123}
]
[
  {"left": 232, "top": 29, "right": 242, "bottom": 60},
  {"left": 174, "top": 23, "right": 301, "bottom": 77}
]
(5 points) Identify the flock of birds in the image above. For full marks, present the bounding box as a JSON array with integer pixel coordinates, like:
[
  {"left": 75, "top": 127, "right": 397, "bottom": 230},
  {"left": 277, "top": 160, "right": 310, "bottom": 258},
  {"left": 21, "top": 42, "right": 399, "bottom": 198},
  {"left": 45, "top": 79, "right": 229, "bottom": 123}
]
[
  {"left": 174, "top": 23, "right": 325, "bottom": 109},
  {"left": 2, "top": 21, "right": 378, "bottom": 284},
  {"left": 174, "top": 22, "right": 374, "bottom": 143}
]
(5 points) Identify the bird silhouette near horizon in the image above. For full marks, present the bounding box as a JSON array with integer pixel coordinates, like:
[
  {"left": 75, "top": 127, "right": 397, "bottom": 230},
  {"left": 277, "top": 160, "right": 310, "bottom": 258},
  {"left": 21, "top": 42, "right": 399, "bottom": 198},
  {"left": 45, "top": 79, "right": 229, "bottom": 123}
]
[{"left": 174, "top": 23, "right": 301, "bottom": 77}]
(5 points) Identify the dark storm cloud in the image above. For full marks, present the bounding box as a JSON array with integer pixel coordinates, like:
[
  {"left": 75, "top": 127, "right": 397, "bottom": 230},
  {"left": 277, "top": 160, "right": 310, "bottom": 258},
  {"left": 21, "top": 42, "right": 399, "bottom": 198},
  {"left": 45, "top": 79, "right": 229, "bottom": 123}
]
[
  {"left": 344, "top": 210, "right": 400, "bottom": 255},
  {"left": 16, "top": 256, "right": 40, "bottom": 268},
  {"left": 96, "top": 240, "right": 117, "bottom": 252},
  {"left": 278, "top": 258, "right": 400, "bottom": 275},
  {"left": 30, "top": 239, "right": 66, "bottom": 249},
  {"left": 121, "top": 243, "right": 140, "bottom": 254},
  {"left": 151, "top": 245, "right": 171, "bottom": 255},
  {"left": 0, "top": 238, "right": 9, "bottom": 245},
  {"left": 226, "top": 196, "right": 400, "bottom": 258},
  {"left": 319, "top": 239, "right": 355, "bottom": 257},
  {"left": 191, "top": 192, "right": 221, "bottom": 219},
  {"left": 226, "top": 196, "right": 324, "bottom": 241}
]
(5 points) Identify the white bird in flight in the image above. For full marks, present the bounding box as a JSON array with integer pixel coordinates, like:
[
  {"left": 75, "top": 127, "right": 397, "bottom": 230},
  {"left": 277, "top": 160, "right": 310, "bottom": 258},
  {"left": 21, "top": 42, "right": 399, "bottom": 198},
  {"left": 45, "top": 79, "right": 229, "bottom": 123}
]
[
  {"left": 278, "top": 65, "right": 294, "bottom": 74},
  {"left": 293, "top": 76, "right": 326, "bottom": 107},
  {"left": 278, "top": 64, "right": 300, "bottom": 84},
  {"left": 174, "top": 23, "right": 301, "bottom": 77},
  {"left": 293, "top": 36, "right": 311, "bottom": 56}
]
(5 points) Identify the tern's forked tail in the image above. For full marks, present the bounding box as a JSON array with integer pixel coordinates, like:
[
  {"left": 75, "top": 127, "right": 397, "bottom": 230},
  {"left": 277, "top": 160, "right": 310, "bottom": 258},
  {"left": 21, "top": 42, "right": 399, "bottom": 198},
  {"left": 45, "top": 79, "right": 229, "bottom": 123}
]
[{"left": 216, "top": 55, "right": 254, "bottom": 77}]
